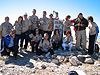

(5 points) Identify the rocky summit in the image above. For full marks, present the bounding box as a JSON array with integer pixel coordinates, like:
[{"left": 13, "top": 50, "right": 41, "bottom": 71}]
[{"left": 0, "top": 47, "right": 100, "bottom": 75}]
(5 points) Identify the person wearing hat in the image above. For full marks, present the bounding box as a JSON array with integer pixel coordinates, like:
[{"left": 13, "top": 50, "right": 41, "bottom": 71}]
[
  {"left": 21, "top": 13, "right": 30, "bottom": 50},
  {"left": 39, "top": 11, "right": 49, "bottom": 36},
  {"left": 74, "top": 13, "right": 88, "bottom": 50},
  {"left": 0, "top": 16, "right": 13, "bottom": 55},
  {"left": 63, "top": 15, "right": 72, "bottom": 35},
  {"left": 29, "top": 9, "right": 39, "bottom": 33}
]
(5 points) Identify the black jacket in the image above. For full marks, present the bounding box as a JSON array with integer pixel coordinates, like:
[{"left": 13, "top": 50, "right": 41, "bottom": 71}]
[{"left": 74, "top": 17, "right": 88, "bottom": 31}]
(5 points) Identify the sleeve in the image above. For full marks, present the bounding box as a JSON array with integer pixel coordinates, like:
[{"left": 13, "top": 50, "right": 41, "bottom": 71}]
[
  {"left": 0, "top": 25, "right": 2, "bottom": 31},
  {"left": 10, "top": 23, "right": 13, "bottom": 30},
  {"left": 29, "top": 17, "right": 32, "bottom": 26},
  {"left": 49, "top": 39, "right": 53, "bottom": 48},
  {"left": 38, "top": 40, "right": 42, "bottom": 48},
  {"left": 0, "top": 25, "right": 2, "bottom": 36}
]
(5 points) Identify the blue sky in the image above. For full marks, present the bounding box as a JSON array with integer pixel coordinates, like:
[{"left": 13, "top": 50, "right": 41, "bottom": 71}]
[{"left": 0, "top": 0, "right": 100, "bottom": 28}]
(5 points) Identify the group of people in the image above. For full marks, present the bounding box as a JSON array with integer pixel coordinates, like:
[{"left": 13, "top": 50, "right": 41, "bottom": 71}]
[{"left": 0, "top": 9, "right": 99, "bottom": 58}]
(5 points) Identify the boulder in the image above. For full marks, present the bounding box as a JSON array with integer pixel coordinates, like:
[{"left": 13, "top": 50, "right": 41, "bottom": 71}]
[
  {"left": 26, "top": 62, "right": 34, "bottom": 68},
  {"left": 77, "top": 55, "right": 86, "bottom": 63},
  {"left": 94, "top": 61, "right": 100, "bottom": 66},
  {"left": 41, "top": 64, "right": 47, "bottom": 69},
  {"left": 69, "top": 56, "right": 82, "bottom": 66},
  {"left": 84, "top": 58, "right": 94, "bottom": 64},
  {"left": 52, "top": 59, "right": 60, "bottom": 66}
]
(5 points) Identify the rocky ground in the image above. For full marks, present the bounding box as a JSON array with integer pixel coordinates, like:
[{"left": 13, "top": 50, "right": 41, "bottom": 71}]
[{"left": 0, "top": 44, "right": 100, "bottom": 75}]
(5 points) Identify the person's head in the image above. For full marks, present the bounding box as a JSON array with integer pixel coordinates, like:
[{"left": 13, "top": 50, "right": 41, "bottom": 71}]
[
  {"left": 9, "top": 29, "right": 15, "bottom": 37},
  {"left": 43, "top": 11, "right": 47, "bottom": 17},
  {"left": 32, "top": 9, "right": 36, "bottom": 15},
  {"left": 65, "top": 31, "right": 71, "bottom": 37},
  {"left": 54, "top": 29, "right": 59, "bottom": 35},
  {"left": 34, "top": 28, "right": 40, "bottom": 35},
  {"left": 24, "top": 13, "right": 28, "bottom": 20},
  {"left": 88, "top": 16, "right": 93, "bottom": 22},
  {"left": 66, "top": 15, "right": 71, "bottom": 20},
  {"left": 78, "top": 13, "right": 83, "bottom": 19},
  {"left": 68, "top": 71, "right": 78, "bottom": 75},
  {"left": 18, "top": 16, "right": 23, "bottom": 23},
  {"left": 49, "top": 14, "right": 53, "bottom": 19},
  {"left": 44, "top": 33, "right": 49, "bottom": 40},
  {"left": 5, "top": 16, "right": 9, "bottom": 22}
]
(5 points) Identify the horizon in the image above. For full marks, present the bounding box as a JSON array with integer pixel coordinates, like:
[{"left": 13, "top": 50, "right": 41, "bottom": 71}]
[{"left": 0, "top": 0, "right": 100, "bottom": 37}]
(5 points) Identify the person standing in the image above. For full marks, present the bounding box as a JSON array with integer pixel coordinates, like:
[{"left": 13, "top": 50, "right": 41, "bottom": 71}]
[
  {"left": 29, "top": 9, "right": 39, "bottom": 33},
  {"left": 63, "top": 15, "right": 72, "bottom": 35},
  {"left": 88, "top": 16, "right": 98, "bottom": 55},
  {"left": 39, "top": 11, "right": 49, "bottom": 36},
  {"left": 74, "top": 13, "right": 88, "bottom": 50},
  {"left": 14, "top": 16, "right": 23, "bottom": 51},
  {"left": 0, "top": 17, "right": 13, "bottom": 55},
  {"left": 0, "top": 17, "right": 13, "bottom": 38},
  {"left": 21, "top": 13, "right": 30, "bottom": 49},
  {"left": 48, "top": 14, "right": 54, "bottom": 39}
]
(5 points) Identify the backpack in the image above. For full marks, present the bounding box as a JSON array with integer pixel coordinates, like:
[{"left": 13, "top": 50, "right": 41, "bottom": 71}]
[
  {"left": 95, "top": 44, "right": 99, "bottom": 53},
  {"left": 96, "top": 26, "right": 99, "bottom": 35},
  {"left": 4, "top": 35, "right": 14, "bottom": 48}
]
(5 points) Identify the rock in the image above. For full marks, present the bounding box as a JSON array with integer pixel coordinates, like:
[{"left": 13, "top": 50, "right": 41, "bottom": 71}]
[
  {"left": 83, "top": 55, "right": 91, "bottom": 58},
  {"left": 69, "top": 56, "right": 82, "bottom": 66},
  {"left": 77, "top": 55, "right": 86, "bottom": 63},
  {"left": 56, "top": 55, "right": 62, "bottom": 60},
  {"left": 91, "top": 53, "right": 99, "bottom": 60},
  {"left": 52, "top": 54, "right": 57, "bottom": 59},
  {"left": 94, "top": 61, "right": 100, "bottom": 66},
  {"left": 81, "top": 49, "right": 88, "bottom": 55},
  {"left": 6, "top": 64, "right": 15, "bottom": 68},
  {"left": 63, "top": 57, "right": 69, "bottom": 63},
  {"left": 42, "top": 58, "right": 48, "bottom": 62},
  {"left": 26, "top": 62, "right": 34, "bottom": 68},
  {"left": 41, "top": 64, "right": 47, "bottom": 69},
  {"left": 33, "top": 56, "right": 38, "bottom": 60},
  {"left": 38, "top": 55, "right": 44, "bottom": 60},
  {"left": 52, "top": 59, "right": 60, "bottom": 66},
  {"left": 0, "top": 68, "right": 3, "bottom": 74},
  {"left": 59, "top": 56, "right": 65, "bottom": 63},
  {"left": 85, "top": 58, "right": 94, "bottom": 64}
]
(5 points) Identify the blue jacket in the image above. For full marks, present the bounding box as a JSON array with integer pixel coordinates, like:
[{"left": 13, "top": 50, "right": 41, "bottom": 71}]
[{"left": 4, "top": 35, "right": 14, "bottom": 48}]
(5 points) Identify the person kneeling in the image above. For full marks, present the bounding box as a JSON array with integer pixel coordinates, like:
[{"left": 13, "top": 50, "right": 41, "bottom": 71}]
[
  {"left": 29, "top": 28, "right": 42, "bottom": 52},
  {"left": 51, "top": 29, "right": 62, "bottom": 50},
  {"left": 3, "top": 30, "right": 18, "bottom": 58},
  {"left": 62, "top": 31, "right": 73, "bottom": 51},
  {"left": 37, "top": 33, "right": 54, "bottom": 56}
]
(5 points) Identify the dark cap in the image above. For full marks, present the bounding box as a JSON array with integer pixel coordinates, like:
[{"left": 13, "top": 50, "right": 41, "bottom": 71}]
[
  {"left": 49, "top": 14, "right": 53, "bottom": 17},
  {"left": 78, "top": 13, "right": 83, "bottom": 15}
]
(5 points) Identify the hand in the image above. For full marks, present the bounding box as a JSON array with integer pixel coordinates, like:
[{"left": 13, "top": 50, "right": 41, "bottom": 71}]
[{"left": 78, "top": 23, "right": 81, "bottom": 26}]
